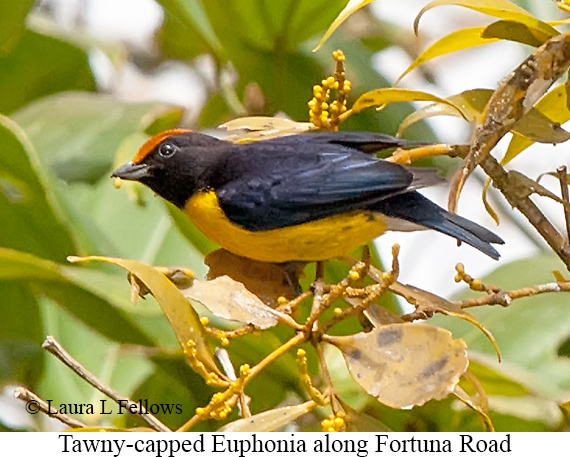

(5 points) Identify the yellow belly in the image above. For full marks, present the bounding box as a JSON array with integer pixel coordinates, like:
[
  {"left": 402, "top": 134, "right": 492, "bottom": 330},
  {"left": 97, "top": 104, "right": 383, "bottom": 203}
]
[{"left": 183, "top": 191, "right": 387, "bottom": 262}]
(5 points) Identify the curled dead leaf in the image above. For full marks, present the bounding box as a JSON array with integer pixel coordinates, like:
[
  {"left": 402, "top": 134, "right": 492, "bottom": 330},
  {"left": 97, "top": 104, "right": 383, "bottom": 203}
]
[
  {"left": 219, "top": 116, "right": 314, "bottom": 143},
  {"left": 181, "top": 275, "right": 296, "bottom": 330},
  {"left": 205, "top": 249, "right": 303, "bottom": 305},
  {"left": 399, "top": 283, "right": 501, "bottom": 361}
]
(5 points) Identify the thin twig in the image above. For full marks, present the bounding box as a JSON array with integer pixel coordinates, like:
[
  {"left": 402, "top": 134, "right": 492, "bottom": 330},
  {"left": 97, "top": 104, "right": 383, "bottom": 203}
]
[
  {"left": 42, "top": 336, "right": 171, "bottom": 432},
  {"left": 458, "top": 281, "right": 570, "bottom": 308},
  {"left": 479, "top": 154, "right": 570, "bottom": 271},
  {"left": 13, "top": 386, "right": 86, "bottom": 429},
  {"left": 558, "top": 165, "right": 570, "bottom": 243}
]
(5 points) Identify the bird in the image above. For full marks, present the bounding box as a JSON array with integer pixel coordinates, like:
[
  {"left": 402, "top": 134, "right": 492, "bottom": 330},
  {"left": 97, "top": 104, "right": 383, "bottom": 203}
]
[{"left": 112, "top": 129, "right": 503, "bottom": 263}]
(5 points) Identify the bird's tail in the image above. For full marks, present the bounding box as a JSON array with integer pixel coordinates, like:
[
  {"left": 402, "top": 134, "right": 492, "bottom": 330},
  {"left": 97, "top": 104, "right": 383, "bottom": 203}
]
[{"left": 373, "top": 192, "right": 504, "bottom": 259}]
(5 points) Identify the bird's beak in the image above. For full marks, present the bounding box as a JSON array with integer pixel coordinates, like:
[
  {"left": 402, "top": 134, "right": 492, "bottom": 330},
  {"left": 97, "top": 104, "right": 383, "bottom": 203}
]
[{"left": 111, "top": 162, "right": 149, "bottom": 181}]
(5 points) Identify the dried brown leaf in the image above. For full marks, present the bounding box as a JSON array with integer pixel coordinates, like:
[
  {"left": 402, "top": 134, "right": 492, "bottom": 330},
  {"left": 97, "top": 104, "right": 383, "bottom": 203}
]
[
  {"left": 328, "top": 323, "right": 469, "bottom": 408},
  {"left": 217, "top": 401, "right": 316, "bottom": 432},
  {"left": 394, "top": 283, "right": 501, "bottom": 361},
  {"left": 219, "top": 116, "right": 314, "bottom": 143},
  {"left": 453, "top": 385, "right": 495, "bottom": 432},
  {"left": 205, "top": 249, "right": 302, "bottom": 305},
  {"left": 181, "top": 275, "right": 294, "bottom": 330}
]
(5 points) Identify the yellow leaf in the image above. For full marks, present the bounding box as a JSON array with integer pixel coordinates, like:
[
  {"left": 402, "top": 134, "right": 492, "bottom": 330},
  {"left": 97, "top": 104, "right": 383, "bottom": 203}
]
[
  {"left": 503, "top": 84, "right": 570, "bottom": 164},
  {"left": 396, "top": 28, "right": 497, "bottom": 84},
  {"left": 414, "top": 0, "right": 557, "bottom": 39},
  {"left": 217, "top": 401, "right": 316, "bottom": 432},
  {"left": 398, "top": 87, "right": 570, "bottom": 146},
  {"left": 68, "top": 256, "right": 221, "bottom": 376},
  {"left": 482, "top": 176, "right": 500, "bottom": 225},
  {"left": 313, "top": 0, "right": 377, "bottom": 51},
  {"left": 328, "top": 323, "right": 469, "bottom": 409},
  {"left": 398, "top": 89, "right": 493, "bottom": 136},
  {"left": 351, "top": 88, "right": 465, "bottom": 118},
  {"left": 449, "top": 31, "right": 570, "bottom": 211}
]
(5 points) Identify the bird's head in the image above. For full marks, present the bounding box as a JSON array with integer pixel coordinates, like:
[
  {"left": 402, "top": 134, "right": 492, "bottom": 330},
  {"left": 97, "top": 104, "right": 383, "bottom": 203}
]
[{"left": 112, "top": 129, "right": 223, "bottom": 208}]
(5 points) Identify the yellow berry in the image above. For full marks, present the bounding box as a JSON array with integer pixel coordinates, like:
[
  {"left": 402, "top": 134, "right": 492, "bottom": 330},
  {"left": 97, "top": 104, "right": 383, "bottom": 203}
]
[
  {"left": 471, "top": 279, "right": 483, "bottom": 290},
  {"left": 334, "top": 417, "right": 346, "bottom": 429},
  {"left": 333, "top": 50, "right": 345, "bottom": 62}
]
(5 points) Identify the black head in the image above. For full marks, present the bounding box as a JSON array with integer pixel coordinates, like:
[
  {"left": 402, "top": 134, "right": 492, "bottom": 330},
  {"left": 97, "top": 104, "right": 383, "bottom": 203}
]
[{"left": 112, "top": 130, "right": 225, "bottom": 208}]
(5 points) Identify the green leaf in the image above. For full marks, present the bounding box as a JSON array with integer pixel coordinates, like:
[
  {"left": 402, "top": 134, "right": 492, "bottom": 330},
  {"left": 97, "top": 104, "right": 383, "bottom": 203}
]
[
  {"left": 0, "top": 115, "right": 77, "bottom": 262},
  {"left": 0, "top": 248, "right": 153, "bottom": 347},
  {"left": 156, "top": 0, "right": 222, "bottom": 56},
  {"left": 0, "top": 30, "right": 96, "bottom": 114},
  {"left": 13, "top": 93, "right": 183, "bottom": 183},
  {"left": 128, "top": 355, "right": 216, "bottom": 430},
  {"left": 481, "top": 20, "right": 553, "bottom": 47},
  {"left": 0, "top": 339, "right": 43, "bottom": 387},
  {"left": 159, "top": 12, "right": 212, "bottom": 61},
  {"left": 200, "top": 0, "right": 347, "bottom": 52},
  {"left": 0, "top": 0, "right": 35, "bottom": 54},
  {"left": 467, "top": 358, "right": 530, "bottom": 397}
]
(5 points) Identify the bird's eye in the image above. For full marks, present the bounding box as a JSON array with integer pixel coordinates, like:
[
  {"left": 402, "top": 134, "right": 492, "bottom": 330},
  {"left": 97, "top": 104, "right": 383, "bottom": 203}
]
[{"left": 158, "top": 142, "right": 178, "bottom": 157}]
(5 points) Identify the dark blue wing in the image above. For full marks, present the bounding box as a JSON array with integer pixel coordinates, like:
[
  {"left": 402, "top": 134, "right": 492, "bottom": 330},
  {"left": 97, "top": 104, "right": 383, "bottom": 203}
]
[{"left": 215, "top": 143, "right": 416, "bottom": 231}]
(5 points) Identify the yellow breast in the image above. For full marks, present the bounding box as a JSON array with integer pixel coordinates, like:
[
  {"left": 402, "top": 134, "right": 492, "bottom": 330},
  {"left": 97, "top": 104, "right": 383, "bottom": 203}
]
[{"left": 184, "top": 190, "right": 387, "bottom": 262}]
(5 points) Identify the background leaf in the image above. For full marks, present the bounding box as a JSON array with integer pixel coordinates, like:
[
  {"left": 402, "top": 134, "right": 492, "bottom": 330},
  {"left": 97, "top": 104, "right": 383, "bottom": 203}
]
[{"left": 0, "top": 0, "right": 36, "bottom": 55}]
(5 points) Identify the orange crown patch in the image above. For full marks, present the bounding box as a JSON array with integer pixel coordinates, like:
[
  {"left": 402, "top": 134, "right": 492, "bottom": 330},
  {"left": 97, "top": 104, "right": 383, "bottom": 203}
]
[{"left": 132, "top": 129, "right": 191, "bottom": 164}]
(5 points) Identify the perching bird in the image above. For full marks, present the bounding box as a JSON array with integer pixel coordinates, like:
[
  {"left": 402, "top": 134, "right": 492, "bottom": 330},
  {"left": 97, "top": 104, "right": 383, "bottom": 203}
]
[{"left": 112, "top": 130, "right": 503, "bottom": 262}]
